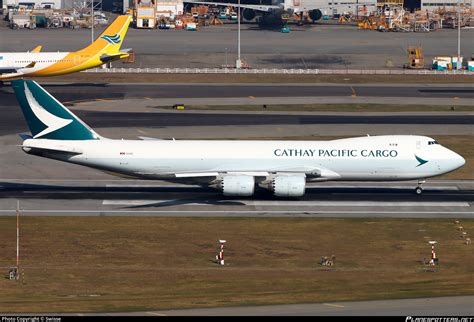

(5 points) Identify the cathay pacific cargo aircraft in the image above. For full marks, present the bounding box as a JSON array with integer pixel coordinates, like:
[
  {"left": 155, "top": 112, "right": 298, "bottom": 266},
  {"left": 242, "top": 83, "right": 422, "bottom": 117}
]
[{"left": 11, "top": 80, "right": 465, "bottom": 197}]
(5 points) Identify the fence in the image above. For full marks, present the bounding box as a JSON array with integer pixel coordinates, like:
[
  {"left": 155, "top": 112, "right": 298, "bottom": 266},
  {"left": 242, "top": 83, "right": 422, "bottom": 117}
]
[{"left": 83, "top": 67, "right": 474, "bottom": 75}]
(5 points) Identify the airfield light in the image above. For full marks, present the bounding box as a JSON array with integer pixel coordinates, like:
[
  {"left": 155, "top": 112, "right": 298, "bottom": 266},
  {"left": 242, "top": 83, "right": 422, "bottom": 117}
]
[
  {"left": 9, "top": 200, "right": 20, "bottom": 281},
  {"left": 428, "top": 241, "right": 438, "bottom": 266},
  {"left": 216, "top": 240, "right": 226, "bottom": 265}
]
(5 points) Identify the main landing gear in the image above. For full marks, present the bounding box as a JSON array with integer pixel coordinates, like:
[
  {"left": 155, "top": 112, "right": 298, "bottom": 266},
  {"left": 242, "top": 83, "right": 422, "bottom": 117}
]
[{"left": 415, "top": 180, "right": 426, "bottom": 195}]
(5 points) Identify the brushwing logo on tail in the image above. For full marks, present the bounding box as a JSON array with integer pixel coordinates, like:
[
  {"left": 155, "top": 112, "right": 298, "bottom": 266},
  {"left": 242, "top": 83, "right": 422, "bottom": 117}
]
[
  {"left": 100, "top": 34, "right": 121, "bottom": 44},
  {"left": 24, "top": 83, "right": 72, "bottom": 138}
]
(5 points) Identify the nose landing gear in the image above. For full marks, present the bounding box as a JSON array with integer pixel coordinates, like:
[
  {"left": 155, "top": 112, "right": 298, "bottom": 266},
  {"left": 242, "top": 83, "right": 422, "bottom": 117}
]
[{"left": 415, "top": 180, "right": 426, "bottom": 195}]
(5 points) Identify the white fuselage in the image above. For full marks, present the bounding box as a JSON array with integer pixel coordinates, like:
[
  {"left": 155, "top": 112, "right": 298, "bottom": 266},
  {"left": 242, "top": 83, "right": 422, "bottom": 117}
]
[
  {"left": 22, "top": 135, "right": 465, "bottom": 182},
  {"left": 0, "top": 52, "right": 70, "bottom": 78}
]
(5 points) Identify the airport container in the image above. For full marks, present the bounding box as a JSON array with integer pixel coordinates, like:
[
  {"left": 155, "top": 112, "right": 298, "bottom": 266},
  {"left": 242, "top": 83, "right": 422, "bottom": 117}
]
[
  {"left": 468, "top": 61, "right": 474, "bottom": 71},
  {"left": 451, "top": 56, "right": 463, "bottom": 69},
  {"left": 34, "top": 14, "right": 47, "bottom": 27},
  {"left": 432, "top": 56, "right": 450, "bottom": 69},
  {"left": 435, "top": 60, "right": 448, "bottom": 70},
  {"left": 186, "top": 22, "right": 197, "bottom": 30}
]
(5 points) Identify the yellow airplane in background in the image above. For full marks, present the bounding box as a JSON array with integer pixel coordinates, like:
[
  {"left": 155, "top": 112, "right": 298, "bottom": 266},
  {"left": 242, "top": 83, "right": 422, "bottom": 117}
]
[{"left": 0, "top": 15, "right": 132, "bottom": 80}]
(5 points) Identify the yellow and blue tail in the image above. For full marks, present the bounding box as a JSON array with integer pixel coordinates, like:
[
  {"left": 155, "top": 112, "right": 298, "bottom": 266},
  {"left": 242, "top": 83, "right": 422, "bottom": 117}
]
[{"left": 79, "top": 14, "right": 132, "bottom": 58}]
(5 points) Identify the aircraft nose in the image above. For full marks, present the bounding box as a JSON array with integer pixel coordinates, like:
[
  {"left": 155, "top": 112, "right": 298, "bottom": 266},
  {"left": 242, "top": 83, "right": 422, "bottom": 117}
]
[
  {"left": 457, "top": 154, "right": 466, "bottom": 168},
  {"left": 450, "top": 151, "right": 465, "bottom": 170}
]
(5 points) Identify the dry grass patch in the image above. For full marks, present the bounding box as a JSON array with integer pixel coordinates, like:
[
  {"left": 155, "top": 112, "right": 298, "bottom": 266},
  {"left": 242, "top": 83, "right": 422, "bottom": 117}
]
[{"left": 0, "top": 217, "right": 473, "bottom": 313}]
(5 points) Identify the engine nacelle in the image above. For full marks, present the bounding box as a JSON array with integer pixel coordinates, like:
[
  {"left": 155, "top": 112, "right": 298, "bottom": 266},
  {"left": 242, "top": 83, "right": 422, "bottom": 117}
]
[
  {"left": 272, "top": 176, "right": 306, "bottom": 197},
  {"left": 242, "top": 8, "right": 256, "bottom": 21},
  {"left": 308, "top": 9, "right": 322, "bottom": 21},
  {"left": 219, "top": 175, "right": 255, "bottom": 196}
]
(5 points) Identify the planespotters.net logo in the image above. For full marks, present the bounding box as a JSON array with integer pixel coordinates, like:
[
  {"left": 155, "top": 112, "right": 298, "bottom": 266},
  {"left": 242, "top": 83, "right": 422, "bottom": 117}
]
[{"left": 406, "top": 317, "right": 474, "bottom": 322}]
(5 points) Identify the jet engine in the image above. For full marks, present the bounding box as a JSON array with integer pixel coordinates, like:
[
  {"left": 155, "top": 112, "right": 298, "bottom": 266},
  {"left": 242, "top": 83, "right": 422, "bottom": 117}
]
[
  {"left": 218, "top": 175, "right": 255, "bottom": 196},
  {"left": 271, "top": 176, "right": 306, "bottom": 197},
  {"left": 242, "top": 8, "right": 256, "bottom": 21},
  {"left": 308, "top": 9, "right": 322, "bottom": 21}
]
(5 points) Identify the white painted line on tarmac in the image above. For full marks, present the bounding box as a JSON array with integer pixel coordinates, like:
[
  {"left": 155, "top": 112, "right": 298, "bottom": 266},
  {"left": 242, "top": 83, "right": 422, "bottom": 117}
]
[
  {"left": 323, "top": 303, "right": 345, "bottom": 308},
  {"left": 145, "top": 312, "right": 167, "bottom": 316},
  {"left": 102, "top": 200, "right": 469, "bottom": 207}
]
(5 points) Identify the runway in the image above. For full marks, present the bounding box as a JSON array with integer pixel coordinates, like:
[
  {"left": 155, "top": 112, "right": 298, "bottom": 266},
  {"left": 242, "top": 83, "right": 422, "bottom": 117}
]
[
  {"left": 99, "top": 295, "right": 474, "bottom": 316},
  {"left": 0, "top": 180, "right": 472, "bottom": 218},
  {"left": 2, "top": 83, "right": 474, "bottom": 104}
]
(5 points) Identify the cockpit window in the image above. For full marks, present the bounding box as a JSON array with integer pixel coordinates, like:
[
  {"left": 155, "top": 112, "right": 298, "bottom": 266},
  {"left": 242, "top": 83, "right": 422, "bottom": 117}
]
[{"left": 428, "top": 141, "right": 439, "bottom": 145}]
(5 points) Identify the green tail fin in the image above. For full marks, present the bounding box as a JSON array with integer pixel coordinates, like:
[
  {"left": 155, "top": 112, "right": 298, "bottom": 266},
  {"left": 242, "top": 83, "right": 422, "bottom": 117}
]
[{"left": 11, "top": 80, "right": 99, "bottom": 140}]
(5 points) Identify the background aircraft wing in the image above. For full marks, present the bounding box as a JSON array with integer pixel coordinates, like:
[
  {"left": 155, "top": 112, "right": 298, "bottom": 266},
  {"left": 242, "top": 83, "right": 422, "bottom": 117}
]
[
  {"left": 0, "top": 62, "right": 37, "bottom": 74},
  {"left": 0, "top": 67, "right": 23, "bottom": 74},
  {"left": 184, "top": 0, "right": 280, "bottom": 12}
]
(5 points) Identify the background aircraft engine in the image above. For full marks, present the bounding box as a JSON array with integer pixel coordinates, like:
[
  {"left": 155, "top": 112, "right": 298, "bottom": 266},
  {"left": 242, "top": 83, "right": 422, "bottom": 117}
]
[
  {"left": 308, "top": 9, "right": 322, "bottom": 21},
  {"left": 242, "top": 8, "right": 256, "bottom": 21},
  {"left": 220, "top": 175, "right": 255, "bottom": 196},
  {"left": 272, "top": 176, "right": 306, "bottom": 197}
]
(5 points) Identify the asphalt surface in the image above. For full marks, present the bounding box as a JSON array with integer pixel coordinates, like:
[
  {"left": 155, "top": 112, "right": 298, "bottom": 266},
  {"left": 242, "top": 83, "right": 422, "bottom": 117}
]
[
  {"left": 0, "top": 180, "right": 471, "bottom": 218},
  {"left": 1, "top": 108, "right": 472, "bottom": 136},
  {"left": 2, "top": 83, "right": 474, "bottom": 102},
  {"left": 1, "top": 20, "right": 473, "bottom": 69},
  {"left": 0, "top": 83, "right": 473, "bottom": 136},
  {"left": 102, "top": 295, "right": 474, "bottom": 316}
]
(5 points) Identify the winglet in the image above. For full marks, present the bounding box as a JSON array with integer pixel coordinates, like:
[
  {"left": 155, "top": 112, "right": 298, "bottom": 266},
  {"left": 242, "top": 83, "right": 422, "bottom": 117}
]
[{"left": 31, "top": 45, "right": 42, "bottom": 53}]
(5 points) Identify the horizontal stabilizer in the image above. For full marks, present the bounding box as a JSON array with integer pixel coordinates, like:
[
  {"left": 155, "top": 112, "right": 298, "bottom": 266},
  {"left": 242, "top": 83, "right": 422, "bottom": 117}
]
[
  {"left": 21, "top": 144, "right": 83, "bottom": 155},
  {"left": 100, "top": 51, "right": 131, "bottom": 63}
]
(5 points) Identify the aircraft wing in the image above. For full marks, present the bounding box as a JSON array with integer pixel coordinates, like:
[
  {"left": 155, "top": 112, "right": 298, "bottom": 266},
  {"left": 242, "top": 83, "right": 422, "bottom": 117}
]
[
  {"left": 0, "top": 62, "right": 37, "bottom": 74},
  {"left": 0, "top": 67, "right": 23, "bottom": 74},
  {"left": 184, "top": 0, "right": 280, "bottom": 12},
  {"left": 174, "top": 166, "right": 340, "bottom": 179}
]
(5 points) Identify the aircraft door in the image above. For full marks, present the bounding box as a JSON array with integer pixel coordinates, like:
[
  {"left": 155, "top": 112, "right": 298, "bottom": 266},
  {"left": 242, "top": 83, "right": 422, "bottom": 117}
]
[{"left": 74, "top": 55, "right": 81, "bottom": 65}]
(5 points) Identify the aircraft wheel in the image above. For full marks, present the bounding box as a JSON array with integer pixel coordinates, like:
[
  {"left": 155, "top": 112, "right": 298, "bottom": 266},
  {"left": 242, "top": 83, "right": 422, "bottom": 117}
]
[{"left": 415, "top": 187, "right": 423, "bottom": 195}]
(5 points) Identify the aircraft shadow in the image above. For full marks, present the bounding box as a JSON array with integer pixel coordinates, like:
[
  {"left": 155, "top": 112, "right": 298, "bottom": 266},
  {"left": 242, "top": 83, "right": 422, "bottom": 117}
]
[{"left": 0, "top": 182, "right": 471, "bottom": 203}]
